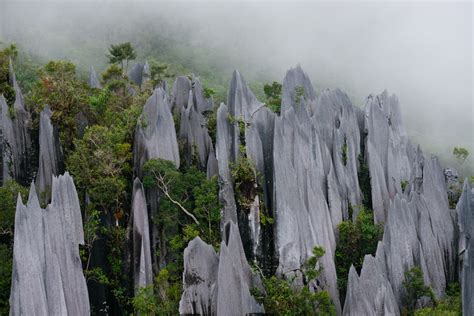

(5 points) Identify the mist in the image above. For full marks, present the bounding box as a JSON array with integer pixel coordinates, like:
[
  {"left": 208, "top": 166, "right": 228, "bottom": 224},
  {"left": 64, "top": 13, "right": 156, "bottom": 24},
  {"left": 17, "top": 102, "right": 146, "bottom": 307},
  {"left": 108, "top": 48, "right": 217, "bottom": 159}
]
[{"left": 1, "top": 0, "right": 472, "bottom": 172}]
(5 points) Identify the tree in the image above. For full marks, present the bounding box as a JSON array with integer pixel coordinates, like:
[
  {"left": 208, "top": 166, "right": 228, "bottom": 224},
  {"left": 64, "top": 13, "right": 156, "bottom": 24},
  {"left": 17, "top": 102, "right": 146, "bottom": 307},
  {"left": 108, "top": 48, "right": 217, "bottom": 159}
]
[
  {"left": 29, "top": 60, "right": 90, "bottom": 155},
  {"left": 0, "top": 43, "right": 19, "bottom": 107},
  {"left": 453, "top": 147, "right": 469, "bottom": 164},
  {"left": 263, "top": 81, "right": 282, "bottom": 114},
  {"left": 252, "top": 246, "right": 336, "bottom": 315},
  {"left": 150, "top": 62, "right": 172, "bottom": 88},
  {"left": 335, "top": 206, "right": 384, "bottom": 303},
  {"left": 107, "top": 42, "right": 136, "bottom": 72},
  {"left": 402, "top": 266, "right": 435, "bottom": 313},
  {"left": 143, "top": 159, "right": 200, "bottom": 224}
]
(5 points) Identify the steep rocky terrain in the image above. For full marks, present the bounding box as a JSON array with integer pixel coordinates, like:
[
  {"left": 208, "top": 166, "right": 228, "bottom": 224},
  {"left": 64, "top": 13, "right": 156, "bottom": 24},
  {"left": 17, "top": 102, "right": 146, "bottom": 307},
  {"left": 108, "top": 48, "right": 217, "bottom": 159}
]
[{"left": 2, "top": 58, "right": 470, "bottom": 315}]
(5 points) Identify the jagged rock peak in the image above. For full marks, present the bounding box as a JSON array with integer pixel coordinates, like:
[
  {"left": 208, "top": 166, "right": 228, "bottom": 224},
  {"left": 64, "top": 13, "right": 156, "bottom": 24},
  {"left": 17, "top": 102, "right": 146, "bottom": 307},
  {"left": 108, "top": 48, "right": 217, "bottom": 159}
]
[
  {"left": 131, "top": 178, "right": 153, "bottom": 292},
  {"left": 36, "top": 105, "right": 62, "bottom": 202},
  {"left": 457, "top": 179, "right": 473, "bottom": 316},
  {"left": 215, "top": 102, "right": 237, "bottom": 224},
  {"left": 179, "top": 90, "right": 213, "bottom": 169},
  {"left": 128, "top": 62, "right": 150, "bottom": 88},
  {"left": 0, "top": 86, "right": 32, "bottom": 186},
  {"left": 133, "top": 87, "right": 180, "bottom": 176},
  {"left": 9, "top": 172, "right": 89, "bottom": 315},
  {"left": 171, "top": 75, "right": 192, "bottom": 114},
  {"left": 179, "top": 237, "right": 219, "bottom": 315},
  {"left": 227, "top": 70, "right": 261, "bottom": 120},
  {"left": 364, "top": 90, "right": 411, "bottom": 223},
  {"left": 281, "top": 64, "right": 317, "bottom": 114},
  {"left": 273, "top": 106, "right": 341, "bottom": 313},
  {"left": 8, "top": 58, "right": 25, "bottom": 111},
  {"left": 343, "top": 243, "right": 399, "bottom": 316},
  {"left": 88, "top": 66, "right": 102, "bottom": 89},
  {"left": 179, "top": 221, "right": 265, "bottom": 315}
]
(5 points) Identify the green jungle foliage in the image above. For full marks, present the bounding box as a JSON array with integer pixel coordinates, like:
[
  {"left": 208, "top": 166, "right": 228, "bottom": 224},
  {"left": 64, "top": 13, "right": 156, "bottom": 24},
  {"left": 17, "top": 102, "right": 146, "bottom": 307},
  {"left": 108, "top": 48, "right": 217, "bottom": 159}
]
[
  {"left": 402, "top": 266, "right": 436, "bottom": 315},
  {"left": 253, "top": 246, "right": 336, "bottom": 316},
  {"left": 335, "top": 206, "right": 384, "bottom": 304}
]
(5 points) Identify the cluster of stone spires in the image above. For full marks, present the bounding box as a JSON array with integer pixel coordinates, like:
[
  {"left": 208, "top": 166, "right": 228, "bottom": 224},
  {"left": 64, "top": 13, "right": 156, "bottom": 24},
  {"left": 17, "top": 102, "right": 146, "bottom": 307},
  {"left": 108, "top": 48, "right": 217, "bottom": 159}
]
[{"left": 2, "top": 59, "right": 472, "bottom": 315}]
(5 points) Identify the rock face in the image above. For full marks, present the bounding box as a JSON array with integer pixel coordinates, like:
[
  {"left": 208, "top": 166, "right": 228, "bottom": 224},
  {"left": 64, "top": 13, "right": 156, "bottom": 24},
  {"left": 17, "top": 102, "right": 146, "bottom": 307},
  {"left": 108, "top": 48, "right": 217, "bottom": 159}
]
[
  {"left": 36, "top": 105, "right": 62, "bottom": 202},
  {"left": 179, "top": 221, "right": 264, "bottom": 316},
  {"left": 281, "top": 64, "right": 317, "bottom": 114},
  {"left": 9, "top": 173, "right": 89, "bottom": 315},
  {"left": 1, "top": 61, "right": 32, "bottom": 186},
  {"left": 343, "top": 155, "right": 457, "bottom": 313},
  {"left": 179, "top": 90, "right": 214, "bottom": 169},
  {"left": 133, "top": 87, "right": 180, "bottom": 176},
  {"left": 131, "top": 178, "right": 153, "bottom": 292},
  {"left": 273, "top": 106, "right": 341, "bottom": 313},
  {"left": 343, "top": 243, "right": 399, "bottom": 316},
  {"left": 88, "top": 66, "right": 102, "bottom": 89},
  {"left": 128, "top": 62, "right": 150, "bottom": 88},
  {"left": 364, "top": 91, "right": 412, "bottom": 223},
  {"left": 457, "top": 180, "right": 473, "bottom": 316}
]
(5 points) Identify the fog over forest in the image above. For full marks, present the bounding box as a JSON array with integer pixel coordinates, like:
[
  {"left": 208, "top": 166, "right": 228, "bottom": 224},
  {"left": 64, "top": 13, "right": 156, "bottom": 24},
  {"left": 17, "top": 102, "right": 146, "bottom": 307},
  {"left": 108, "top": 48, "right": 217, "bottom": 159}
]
[{"left": 1, "top": 0, "right": 472, "bottom": 172}]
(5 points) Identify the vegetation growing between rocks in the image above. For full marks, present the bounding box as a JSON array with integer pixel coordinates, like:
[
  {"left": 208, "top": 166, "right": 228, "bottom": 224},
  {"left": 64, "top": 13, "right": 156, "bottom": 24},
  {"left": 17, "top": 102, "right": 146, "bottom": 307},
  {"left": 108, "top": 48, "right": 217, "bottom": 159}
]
[
  {"left": 252, "top": 246, "right": 336, "bottom": 316},
  {"left": 335, "top": 206, "right": 383, "bottom": 304},
  {"left": 263, "top": 81, "right": 282, "bottom": 114}
]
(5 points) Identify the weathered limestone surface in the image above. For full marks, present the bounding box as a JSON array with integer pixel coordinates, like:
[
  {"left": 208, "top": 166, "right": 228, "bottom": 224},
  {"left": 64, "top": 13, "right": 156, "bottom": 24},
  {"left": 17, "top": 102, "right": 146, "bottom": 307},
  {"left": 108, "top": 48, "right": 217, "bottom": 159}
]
[
  {"left": 133, "top": 87, "right": 180, "bottom": 176},
  {"left": 343, "top": 155, "right": 457, "bottom": 313},
  {"left": 179, "top": 222, "right": 264, "bottom": 316},
  {"left": 179, "top": 91, "right": 213, "bottom": 169},
  {"left": 88, "top": 66, "right": 102, "bottom": 89},
  {"left": 457, "top": 180, "right": 473, "bottom": 316},
  {"left": 364, "top": 91, "right": 412, "bottom": 223},
  {"left": 314, "top": 88, "right": 362, "bottom": 219},
  {"left": 1, "top": 61, "right": 32, "bottom": 185},
  {"left": 128, "top": 62, "right": 150, "bottom": 88},
  {"left": 131, "top": 178, "right": 153, "bottom": 292},
  {"left": 343, "top": 243, "right": 399, "bottom": 316},
  {"left": 36, "top": 106, "right": 62, "bottom": 201},
  {"left": 9, "top": 173, "right": 89, "bottom": 315},
  {"left": 216, "top": 102, "right": 237, "bottom": 225},
  {"left": 281, "top": 64, "right": 317, "bottom": 115},
  {"left": 171, "top": 76, "right": 192, "bottom": 114},
  {"left": 179, "top": 237, "right": 219, "bottom": 315}
]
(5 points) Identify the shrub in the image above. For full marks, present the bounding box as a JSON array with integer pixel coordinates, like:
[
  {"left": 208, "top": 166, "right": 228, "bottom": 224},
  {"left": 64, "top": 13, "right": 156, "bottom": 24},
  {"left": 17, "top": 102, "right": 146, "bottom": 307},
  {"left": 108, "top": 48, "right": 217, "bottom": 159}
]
[
  {"left": 335, "top": 207, "right": 383, "bottom": 303},
  {"left": 402, "top": 266, "right": 435, "bottom": 313},
  {"left": 253, "top": 246, "right": 336, "bottom": 316}
]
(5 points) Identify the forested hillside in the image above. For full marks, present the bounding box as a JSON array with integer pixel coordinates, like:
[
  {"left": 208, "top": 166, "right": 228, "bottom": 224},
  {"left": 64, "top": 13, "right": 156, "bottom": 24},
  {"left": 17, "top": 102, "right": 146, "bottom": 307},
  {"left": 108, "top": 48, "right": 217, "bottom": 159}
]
[{"left": 1, "top": 36, "right": 472, "bottom": 315}]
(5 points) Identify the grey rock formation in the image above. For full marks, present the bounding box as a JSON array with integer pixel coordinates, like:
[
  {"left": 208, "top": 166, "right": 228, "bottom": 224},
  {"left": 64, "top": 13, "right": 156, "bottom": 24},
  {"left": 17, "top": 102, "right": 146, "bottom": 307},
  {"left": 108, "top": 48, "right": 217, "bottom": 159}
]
[
  {"left": 171, "top": 76, "right": 192, "bottom": 114},
  {"left": 1, "top": 61, "right": 32, "bottom": 186},
  {"left": 88, "top": 66, "right": 102, "bottom": 89},
  {"left": 217, "top": 70, "right": 273, "bottom": 262},
  {"left": 457, "top": 180, "right": 473, "bottom": 316},
  {"left": 216, "top": 103, "right": 237, "bottom": 225},
  {"left": 36, "top": 106, "right": 62, "bottom": 202},
  {"left": 314, "top": 88, "right": 362, "bottom": 219},
  {"left": 131, "top": 178, "right": 153, "bottom": 292},
  {"left": 364, "top": 91, "right": 412, "bottom": 223},
  {"left": 343, "top": 155, "right": 457, "bottom": 313},
  {"left": 273, "top": 106, "right": 341, "bottom": 313},
  {"left": 343, "top": 243, "right": 399, "bottom": 316},
  {"left": 9, "top": 173, "right": 89, "bottom": 315},
  {"left": 179, "top": 237, "right": 219, "bottom": 315},
  {"left": 179, "top": 222, "right": 264, "bottom": 316},
  {"left": 134, "top": 87, "right": 180, "bottom": 176},
  {"left": 281, "top": 64, "right": 317, "bottom": 115},
  {"left": 128, "top": 62, "right": 150, "bottom": 88},
  {"left": 179, "top": 90, "right": 213, "bottom": 169},
  {"left": 192, "top": 76, "right": 213, "bottom": 113}
]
